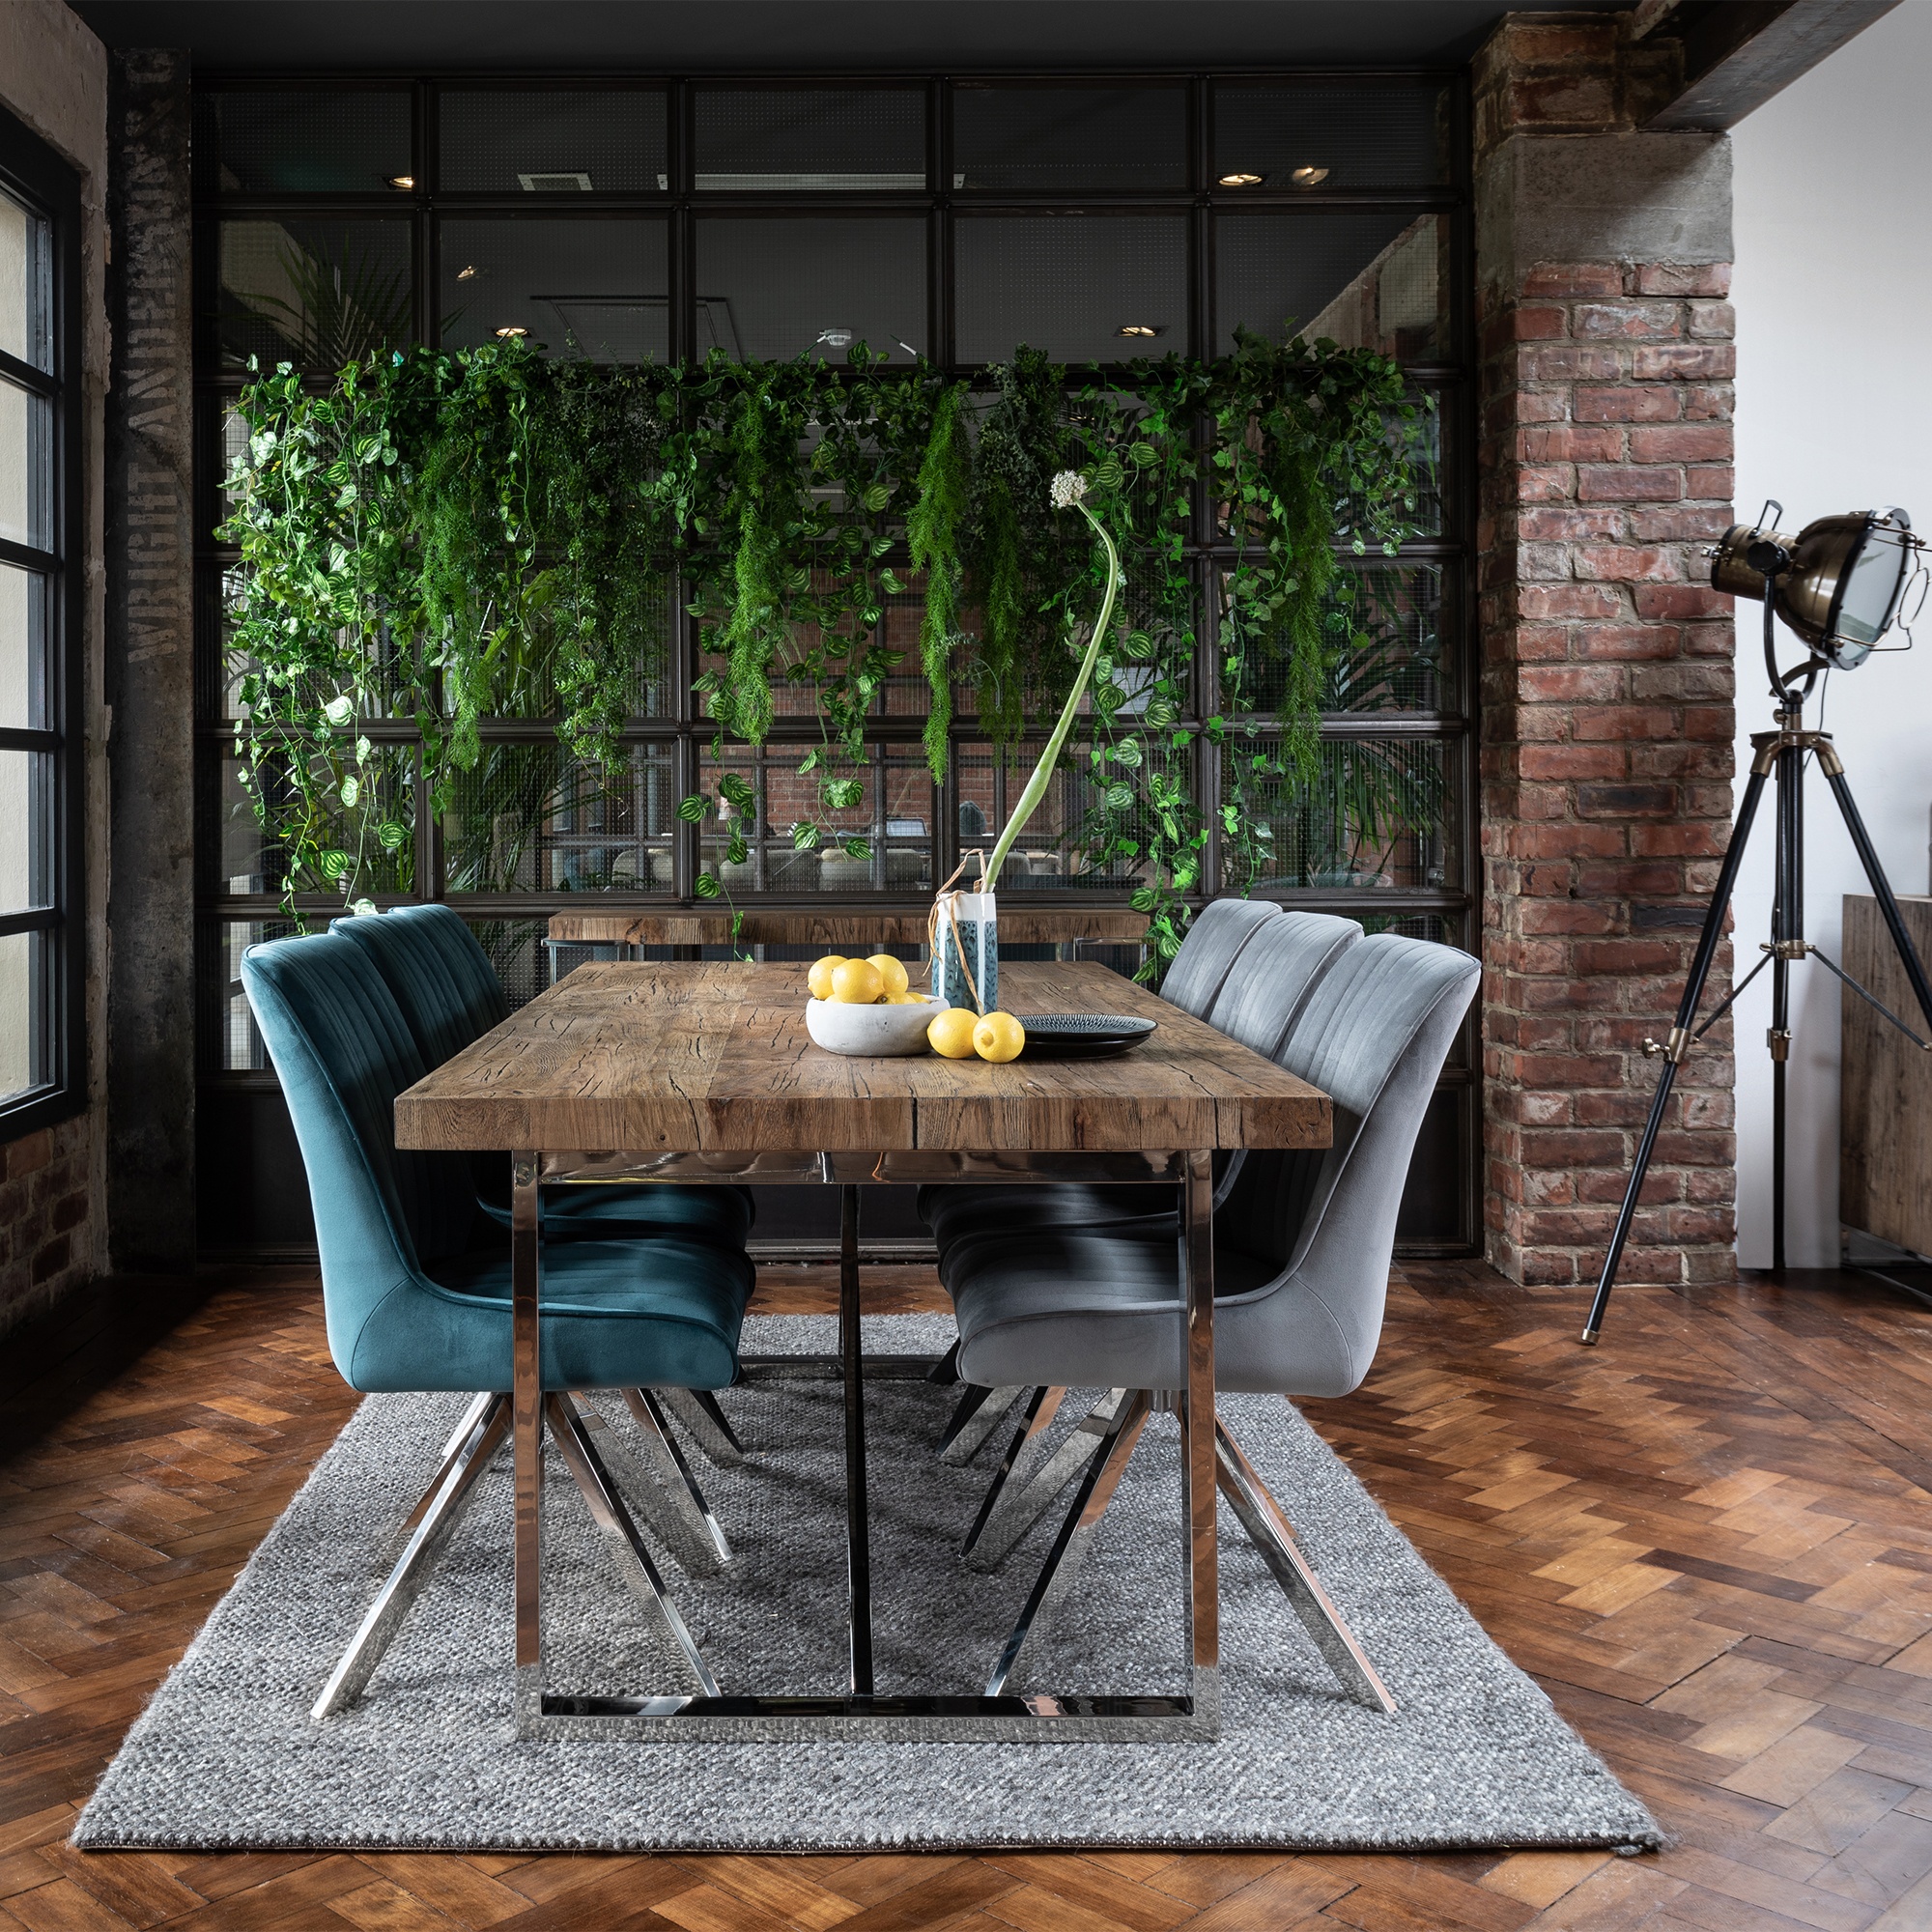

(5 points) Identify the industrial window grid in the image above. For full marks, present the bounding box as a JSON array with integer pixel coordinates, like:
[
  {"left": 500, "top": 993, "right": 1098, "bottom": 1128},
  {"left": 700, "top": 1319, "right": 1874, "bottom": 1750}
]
[
  {"left": 0, "top": 103, "right": 86, "bottom": 1138},
  {"left": 191, "top": 71, "right": 1478, "bottom": 1253}
]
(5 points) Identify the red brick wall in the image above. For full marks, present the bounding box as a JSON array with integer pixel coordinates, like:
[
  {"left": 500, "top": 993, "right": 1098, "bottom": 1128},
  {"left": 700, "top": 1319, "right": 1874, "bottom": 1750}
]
[
  {"left": 0, "top": 1115, "right": 97, "bottom": 1332},
  {"left": 1475, "top": 18, "right": 1738, "bottom": 1288}
]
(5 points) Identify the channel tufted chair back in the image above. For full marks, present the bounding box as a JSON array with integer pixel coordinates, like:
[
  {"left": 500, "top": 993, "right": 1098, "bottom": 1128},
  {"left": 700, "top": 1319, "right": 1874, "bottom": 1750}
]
[
  {"left": 330, "top": 904, "right": 510, "bottom": 1069},
  {"left": 241, "top": 933, "right": 482, "bottom": 1382},
  {"left": 1156, "top": 896, "right": 1281, "bottom": 1016}
]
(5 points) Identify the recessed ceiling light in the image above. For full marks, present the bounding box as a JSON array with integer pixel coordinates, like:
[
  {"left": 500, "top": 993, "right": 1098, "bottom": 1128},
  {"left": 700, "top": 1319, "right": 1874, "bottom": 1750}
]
[
  {"left": 494, "top": 325, "right": 527, "bottom": 339},
  {"left": 1218, "top": 171, "right": 1264, "bottom": 187},
  {"left": 456, "top": 265, "right": 478, "bottom": 281},
  {"left": 386, "top": 174, "right": 414, "bottom": 190},
  {"left": 1291, "top": 166, "right": 1330, "bottom": 186},
  {"left": 1117, "top": 324, "right": 1160, "bottom": 339}
]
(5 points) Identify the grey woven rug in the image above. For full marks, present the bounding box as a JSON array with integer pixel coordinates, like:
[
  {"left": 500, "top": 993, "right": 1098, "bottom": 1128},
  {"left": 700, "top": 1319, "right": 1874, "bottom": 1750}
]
[{"left": 77, "top": 1316, "right": 1660, "bottom": 1855}]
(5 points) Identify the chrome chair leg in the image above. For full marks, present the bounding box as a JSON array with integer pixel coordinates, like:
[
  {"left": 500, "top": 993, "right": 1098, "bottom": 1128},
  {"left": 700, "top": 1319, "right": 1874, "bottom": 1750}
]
[
  {"left": 313, "top": 1391, "right": 509, "bottom": 1721},
  {"left": 385, "top": 1389, "right": 497, "bottom": 1555},
  {"left": 965, "top": 1388, "right": 1123, "bottom": 1573},
  {"left": 961, "top": 1384, "right": 1065, "bottom": 1559},
  {"left": 621, "top": 1387, "right": 732, "bottom": 1569},
  {"left": 561, "top": 1393, "right": 726, "bottom": 1578},
  {"left": 1213, "top": 1416, "right": 1396, "bottom": 1714},
  {"left": 938, "top": 1381, "right": 1025, "bottom": 1464},
  {"left": 986, "top": 1390, "right": 1151, "bottom": 1696},
  {"left": 654, "top": 1386, "right": 747, "bottom": 1467},
  {"left": 545, "top": 1393, "right": 721, "bottom": 1697}
]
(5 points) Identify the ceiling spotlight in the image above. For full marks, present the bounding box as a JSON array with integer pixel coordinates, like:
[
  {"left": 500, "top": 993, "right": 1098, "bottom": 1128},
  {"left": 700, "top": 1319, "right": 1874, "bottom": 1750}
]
[
  {"left": 1117, "top": 324, "right": 1160, "bottom": 339},
  {"left": 1290, "top": 166, "right": 1330, "bottom": 186},
  {"left": 1218, "top": 171, "right": 1264, "bottom": 187},
  {"left": 386, "top": 174, "right": 415, "bottom": 190},
  {"left": 456, "top": 265, "right": 478, "bottom": 281},
  {"left": 494, "top": 325, "right": 527, "bottom": 339}
]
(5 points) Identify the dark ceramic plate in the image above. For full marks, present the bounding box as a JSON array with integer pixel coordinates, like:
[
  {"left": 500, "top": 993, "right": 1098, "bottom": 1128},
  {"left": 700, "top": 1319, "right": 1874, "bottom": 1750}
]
[{"left": 1012, "top": 1013, "right": 1157, "bottom": 1059}]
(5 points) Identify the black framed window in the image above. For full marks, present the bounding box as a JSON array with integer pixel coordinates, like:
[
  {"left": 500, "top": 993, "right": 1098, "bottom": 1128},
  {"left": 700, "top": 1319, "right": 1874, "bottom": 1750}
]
[
  {"left": 0, "top": 105, "right": 83, "bottom": 1134},
  {"left": 192, "top": 72, "right": 1475, "bottom": 1252}
]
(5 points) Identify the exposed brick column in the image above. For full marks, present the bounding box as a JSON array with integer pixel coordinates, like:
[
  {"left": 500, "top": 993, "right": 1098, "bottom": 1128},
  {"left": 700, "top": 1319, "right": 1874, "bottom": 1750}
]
[{"left": 1474, "top": 17, "right": 1738, "bottom": 1288}]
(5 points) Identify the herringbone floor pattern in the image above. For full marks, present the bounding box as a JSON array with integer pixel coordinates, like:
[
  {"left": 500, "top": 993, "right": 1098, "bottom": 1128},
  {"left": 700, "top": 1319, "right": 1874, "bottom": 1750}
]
[{"left": 8, "top": 1259, "right": 1932, "bottom": 1928}]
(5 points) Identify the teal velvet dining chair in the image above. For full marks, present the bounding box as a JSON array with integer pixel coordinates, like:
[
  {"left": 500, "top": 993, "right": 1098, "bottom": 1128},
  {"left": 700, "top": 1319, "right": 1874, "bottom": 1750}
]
[
  {"left": 329, "top": 904, "right": 754, "bottom": 1259},
  {"left": 242, "top": 929, "right": 757, "bottom": 1719}
]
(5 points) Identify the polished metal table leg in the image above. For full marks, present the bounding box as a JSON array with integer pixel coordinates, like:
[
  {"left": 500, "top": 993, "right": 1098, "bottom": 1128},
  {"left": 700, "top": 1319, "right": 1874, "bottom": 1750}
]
[
  {"left": 512, "top": 1151, "right": 544, "bottom": 1735},
  {"left": 1182, "top": 1146, "right": 1219, "bottom": 1722},
  {"left": 839, "top": 1182, "right": 873, "bottom": 1694}
]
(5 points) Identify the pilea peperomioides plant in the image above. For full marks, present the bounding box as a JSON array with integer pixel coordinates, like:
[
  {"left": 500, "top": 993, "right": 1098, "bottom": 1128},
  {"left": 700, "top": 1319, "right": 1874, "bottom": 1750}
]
[{"left": 221, "top": 331, "right": 1427, "bottom": 965}]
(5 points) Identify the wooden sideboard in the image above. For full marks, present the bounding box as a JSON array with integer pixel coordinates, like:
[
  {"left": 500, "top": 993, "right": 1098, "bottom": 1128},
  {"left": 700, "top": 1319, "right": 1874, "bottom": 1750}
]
[{"left": 1840, "top": 894, "right": 1932, "bottom": 1257}]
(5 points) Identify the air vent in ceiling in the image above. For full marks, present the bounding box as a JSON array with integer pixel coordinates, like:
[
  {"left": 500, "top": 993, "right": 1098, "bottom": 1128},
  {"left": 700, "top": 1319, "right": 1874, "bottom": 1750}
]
[{"left": 519, "top": 171, "right": 594, "bottom": 192}]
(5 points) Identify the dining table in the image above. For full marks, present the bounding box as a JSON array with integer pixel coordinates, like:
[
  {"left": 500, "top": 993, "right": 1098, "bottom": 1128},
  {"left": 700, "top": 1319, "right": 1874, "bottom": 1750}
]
[{"left": 393, "top": 957, "right": 1332, "bottom": 1741}]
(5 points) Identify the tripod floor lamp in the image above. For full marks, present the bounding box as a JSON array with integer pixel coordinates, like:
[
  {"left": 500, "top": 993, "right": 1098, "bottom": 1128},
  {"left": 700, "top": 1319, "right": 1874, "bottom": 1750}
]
[{"left": 1582, "top": 503, "right": 1932, "bottom": 1345}]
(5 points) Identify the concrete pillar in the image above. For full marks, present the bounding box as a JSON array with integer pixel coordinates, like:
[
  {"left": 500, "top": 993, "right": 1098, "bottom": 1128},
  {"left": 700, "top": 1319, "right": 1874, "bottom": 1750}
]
[
  {"left": 1474, "top": 16, "right": 1739, "bottom": 1288},
  {"left": 104, "top": 49, "right": 194, "bottom": 1274}
]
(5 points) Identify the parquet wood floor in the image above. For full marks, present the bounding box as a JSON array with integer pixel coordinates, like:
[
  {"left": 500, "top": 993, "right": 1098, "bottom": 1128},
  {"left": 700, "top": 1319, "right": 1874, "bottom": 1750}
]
[{"left": 8, "top": 1258, "right": 1932, "bottom": 1929}]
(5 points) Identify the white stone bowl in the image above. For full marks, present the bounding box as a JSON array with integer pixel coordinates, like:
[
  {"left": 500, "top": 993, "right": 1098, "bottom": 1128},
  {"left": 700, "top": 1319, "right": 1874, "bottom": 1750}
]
[{"left": 806, "top": 994, "right": 940, "bottom": 1057}]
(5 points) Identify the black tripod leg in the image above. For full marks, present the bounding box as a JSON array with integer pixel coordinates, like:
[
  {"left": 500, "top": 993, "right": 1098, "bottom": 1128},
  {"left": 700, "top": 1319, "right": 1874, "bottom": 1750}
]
[
  {"left": 1822, "top": 761, "right": 1932, "bottom": 1032},
  {"left": 1580, "top": 764, "right": 1772, "bottom": 1345}
]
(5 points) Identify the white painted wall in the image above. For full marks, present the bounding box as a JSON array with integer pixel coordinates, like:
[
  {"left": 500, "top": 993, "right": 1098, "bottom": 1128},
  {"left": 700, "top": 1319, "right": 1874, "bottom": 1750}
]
[{"left": 1731, "top": 0, "right": 1932, "bottom": 1265}]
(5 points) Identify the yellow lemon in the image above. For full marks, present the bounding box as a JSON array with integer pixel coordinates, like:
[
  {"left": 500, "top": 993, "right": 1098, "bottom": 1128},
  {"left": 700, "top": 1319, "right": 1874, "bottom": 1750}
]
[
  {"left": 807, "top": 954, "right": 847, "bottom": 1002},
  {"left": 927, "top": 1007, "right": 980, "bottom": 1059},
  {"left": 867, "top": 952, "right": 910, "bottom": 998},
  {"left": 887, "top": 990, "right": 925, "bottom": 1005},
  {"left": 830, "top": 957, "right": 885, "bottom": 1006},
  {"left": 973, "top": 1011, "right": 1026, "bottom": 1064}
]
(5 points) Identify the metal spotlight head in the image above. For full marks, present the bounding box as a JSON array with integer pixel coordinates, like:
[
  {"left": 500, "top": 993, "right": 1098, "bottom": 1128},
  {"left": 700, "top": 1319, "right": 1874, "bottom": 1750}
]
[{"left": 1710, "top": 507, "right": 1922, "bottom": 669}]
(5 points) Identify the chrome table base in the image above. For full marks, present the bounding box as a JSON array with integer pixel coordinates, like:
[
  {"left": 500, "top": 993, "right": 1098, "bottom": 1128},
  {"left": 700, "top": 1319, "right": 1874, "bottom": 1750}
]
[{"left": 505, "top": 1149, "right": 1224, "bottom": 1742}]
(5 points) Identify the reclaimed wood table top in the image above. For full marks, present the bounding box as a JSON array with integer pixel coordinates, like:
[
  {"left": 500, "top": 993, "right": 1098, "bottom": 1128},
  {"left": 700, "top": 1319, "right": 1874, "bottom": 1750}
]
[
  {"left": 394, "top": 960, "right": 1330, "bottom": 1155},
  {"left": 547, "top": 907, "right": 1151, "bottom": 949}
]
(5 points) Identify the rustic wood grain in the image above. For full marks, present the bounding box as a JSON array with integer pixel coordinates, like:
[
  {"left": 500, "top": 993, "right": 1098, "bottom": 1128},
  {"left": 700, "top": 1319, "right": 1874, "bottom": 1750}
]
[
  {"left": 1839, "top": 895, "right": 1932, "bottom": 1259},
  {"left": 393, "top": 962, "right": 1330, "bottom": 1156},
  {"left": 15, "top": 1259, "right": 1932, "bottom": 1925},
  {"left": 548, "top": 910, "right": 1151, "bottom": 951}
]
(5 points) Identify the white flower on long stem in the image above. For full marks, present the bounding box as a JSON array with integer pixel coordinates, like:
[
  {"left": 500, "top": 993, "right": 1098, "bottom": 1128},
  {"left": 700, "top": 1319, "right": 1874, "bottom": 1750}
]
[{"left": 981, "top": 476, "right": 1121, "bottom": 891}]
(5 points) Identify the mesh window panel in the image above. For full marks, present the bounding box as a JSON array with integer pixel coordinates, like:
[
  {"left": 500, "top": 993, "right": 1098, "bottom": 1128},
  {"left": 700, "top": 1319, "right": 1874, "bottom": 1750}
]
[
  {"left": 0, "top": 562, "right": 46, "bottom": 732},
  {"left": 216, "top": 218, "right": 414, "bottom": 372},
  {"left": 465, "top": 917, "right": 552, "bottom": 1009},
  {"left": 1213, "top": 82, "right": 1451, "bottom": 190},
  {"left": 955, "top": 215, "right": 1188, "bottom": 365},
  {"left": 693, "top": 217, "right": 926, "bottom": 363},
  {"left": 694, "top": 88, "right": 925, "bottom": 191},
  {"left": 1225, "top": 562, "right": 1447, "bottom": 717},
  {"left": 439, "top": 217, "right": 669, "bottom": 362},
  {"left": 0, "top": 384, "right": 50, "bottom": 551},
  {"left": 438, "top": 89, "right": 668, "bottom": 194},
  {"left": 193, "top": 91, "right": 412, "bottom": 196},
  {"left": 952, "top": 741, "right": 1186, "bottom": 894},
  {"left": 1216, "top": 210, "right": 1445, "bottom": 360},
  {"left": 215, "top": 748, "right": 416, "bottom": 901},
  {"left": 952, "top": 86, "right": 1186, "bottom": 192},
  {"left": 442, "top": 742, "right": 679, "bottom": 895},
  {"left": 698, "top": 745, "right": 933, "bottom": 895},
  {"left": 214, "top": 919, "right": 300, "bottom": 1072},
  {"left": 1230, "top": 738, "right": 1455, "bottom": 893}
]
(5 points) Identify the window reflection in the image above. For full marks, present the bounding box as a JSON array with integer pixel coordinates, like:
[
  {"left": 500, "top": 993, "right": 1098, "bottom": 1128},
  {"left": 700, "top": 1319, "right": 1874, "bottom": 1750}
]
[{"left": 439, "top": 218, "right": 668, "bottom": 362}]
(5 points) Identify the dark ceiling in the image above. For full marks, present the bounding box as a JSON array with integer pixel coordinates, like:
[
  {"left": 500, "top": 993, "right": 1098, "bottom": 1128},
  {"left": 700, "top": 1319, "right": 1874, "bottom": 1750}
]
[{"left": 69, "top": 0, "right": 1635, "bottom": 73}]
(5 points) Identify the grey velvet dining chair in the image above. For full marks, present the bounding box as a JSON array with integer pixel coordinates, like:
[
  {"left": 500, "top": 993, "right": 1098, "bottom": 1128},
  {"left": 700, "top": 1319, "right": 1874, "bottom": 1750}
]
[
  {"left": 934, "top": 932, "right": 1482, "bottom": 1709},
  {"left": 242, "top": 930, "right": 758, "bottom": 1719},
  {"left": 923, "top": 909, "right": 1363, "bottom": 1461}
]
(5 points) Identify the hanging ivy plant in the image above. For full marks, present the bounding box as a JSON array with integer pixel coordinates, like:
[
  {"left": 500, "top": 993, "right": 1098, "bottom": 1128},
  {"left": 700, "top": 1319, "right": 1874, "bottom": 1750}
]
[{"left": 220, "top": 331, "right": 1425, "bottom": 957}]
